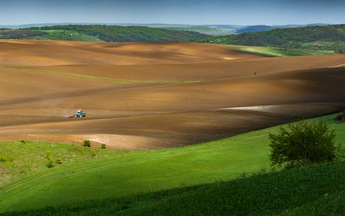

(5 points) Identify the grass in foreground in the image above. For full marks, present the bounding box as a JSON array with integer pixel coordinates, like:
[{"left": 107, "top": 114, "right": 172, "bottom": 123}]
[
  {"left": 0, "top": 131, "right": 272, "bottom": 213},
  {"left": 0, "top": 141, "right": 121, "bottom": 187},
  {"left": 2, "top": 160, "right": 345, "bottom": 215},
  {"left": 0, "top": 113, "right": 344, "bottom": 214}
]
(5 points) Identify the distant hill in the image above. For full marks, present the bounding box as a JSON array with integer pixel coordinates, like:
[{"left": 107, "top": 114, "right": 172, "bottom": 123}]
[
  {"left": 197, "top": 24, "right": 345, "bottom": 52},
  {"left": 151, "top": 25, "right": 242, "bottom": 35},
  {"left": 236, "top": 25, "right": 274, "bottom": 33},
  {"left": 235, "top": 24, "right": 331, "bottom": 34},
  {"left": 0, "top": 25, "right": 209, "bottom": 42},
  {"left": 1, "top": 23, "right": 333, "bottom": 36}
]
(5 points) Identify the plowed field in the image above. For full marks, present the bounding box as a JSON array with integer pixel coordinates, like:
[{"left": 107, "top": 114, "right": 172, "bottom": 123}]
[{"left": 0, "top": 40, "right": 344, "bottom": 149}]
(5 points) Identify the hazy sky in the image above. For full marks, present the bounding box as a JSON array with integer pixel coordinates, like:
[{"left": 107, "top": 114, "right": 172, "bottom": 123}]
[{"left": 0, "top": 0, "right": 344, "bottom": 25}]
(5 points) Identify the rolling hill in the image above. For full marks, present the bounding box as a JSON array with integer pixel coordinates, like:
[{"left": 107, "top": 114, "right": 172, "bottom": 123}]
[
  {"left": 3, "top": 24, "right": 344, "bottom": 48},
  {"left": 0, "top": 113, "right": 344, "bottom": 215},
  {"left": 0, "top": 25, "right": 208, "bottom": 42},
  {"left": 198, "top": 24, "right": 345, "bottom": 52},
  {"left": 0, "top": 34, "right": 345, "bottom": 215},
  {"left": 1, "top": 40, "right": 345, "bottom": 148},
  {"left": 236, "top": 25, "right": 274, "bottom": 33}
]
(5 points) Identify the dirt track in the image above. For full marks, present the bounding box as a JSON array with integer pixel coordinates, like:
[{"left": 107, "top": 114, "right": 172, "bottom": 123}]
[{"left": 0, "top": 40, "right": 344, "bottom": 149}]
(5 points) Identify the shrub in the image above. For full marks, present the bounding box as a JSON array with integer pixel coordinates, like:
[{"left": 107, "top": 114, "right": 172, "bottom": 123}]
[
  {"left": 101, "top": 144, "right": 107, "bottom": 149},
  {"left": 269, "top": 121, "right": 336, "bottom": 169},
  {"left": 90, "top": 149, "right": 97, "bottom": 157},
  {"left": 83, "top": 140, "right": 91, "bottom": 148},
  {"left": 56, "top": 158, "right": 62, "bottom": 164},
  {"left": 0, "top": 154, "right": 13, "bottom": 163},
  {"left": 46, "top": 160, "right": 55, "bottom": 168},
  {"left": 0, "top": 154, "right": 7, "bottom": 162},
  {"left": 336, "top": 112, "right": 345, "bottom": 122},
  {"left": 45, "top": 153, "right": 55, "bottom": 168}
]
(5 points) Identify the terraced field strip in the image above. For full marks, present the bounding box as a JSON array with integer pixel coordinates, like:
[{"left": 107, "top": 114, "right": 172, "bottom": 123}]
[{"left": 0, "top": 67, "right": 199, "bottom": 84}]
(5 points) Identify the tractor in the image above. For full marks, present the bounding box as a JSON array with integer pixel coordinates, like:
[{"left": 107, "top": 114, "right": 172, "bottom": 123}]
[{"left": 74, "top": 110, "right": 86, "bottom": 118}]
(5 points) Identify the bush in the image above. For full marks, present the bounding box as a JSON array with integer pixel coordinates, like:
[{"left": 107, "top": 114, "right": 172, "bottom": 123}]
[
  {"left": 56, "top": 158, "right": 62, "bottom": 164},
  {"left": 83, "top": 140, "right": 91, "bottom": 148},
  {"left": 45, "top": 153, "right": 55, "bottom": 168},
  {"left": 336, "top": 112, "right": 345, "bottom": 121},
  {"left": 269, "top": 121, "right": 336, "bottom": 169},
  {"left": 90, "top": 149, "right": 96, "bottom": 157},
  {"left": 101, "top": 144, "right": 107, "bottom": 149},
  {"left": 0, "top": 154, "right": 7, "bottom": 162}
]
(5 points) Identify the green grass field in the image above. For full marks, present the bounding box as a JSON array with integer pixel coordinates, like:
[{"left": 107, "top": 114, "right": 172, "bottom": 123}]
[
  {"left": 6, "top": 160, "right": 344, "bottom": 216},
  {"left": 225, "top": 45, "right": 334, "bottom": 57},
  {"left": 0, "top": 113, "right": 344, "bottom": 214}
]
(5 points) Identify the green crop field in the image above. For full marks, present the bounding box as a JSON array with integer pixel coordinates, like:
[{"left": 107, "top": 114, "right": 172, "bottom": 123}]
[
  {"left": 0, "top": 113, "right": 344, "bottom": 215},
  {"left": 225, "top": 45, "right": 334, "bottom": 57}
]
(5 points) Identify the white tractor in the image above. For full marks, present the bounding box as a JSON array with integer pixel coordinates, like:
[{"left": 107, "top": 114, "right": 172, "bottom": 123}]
[{"left": 71, "top": 110, "right": 86, "bottom": 118}]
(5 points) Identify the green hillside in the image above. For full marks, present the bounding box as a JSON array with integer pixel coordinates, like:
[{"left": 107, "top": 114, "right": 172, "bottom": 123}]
[
  {"left": 198, "top": 24, "right": 345, "bottom": 52},
  {"left": 0, "top": 113, "right": 344, "bottom": 215},
  {"left": 0, "top": 25, "right": 209, "bottom": 42},
  {"left": 4, "top": 161, "right": 345, "bottom": 216}
]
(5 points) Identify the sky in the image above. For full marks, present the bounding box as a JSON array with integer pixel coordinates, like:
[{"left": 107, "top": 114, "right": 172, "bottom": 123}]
[{"left": 0, "top": 0, "right": 344, "bottom": 26}]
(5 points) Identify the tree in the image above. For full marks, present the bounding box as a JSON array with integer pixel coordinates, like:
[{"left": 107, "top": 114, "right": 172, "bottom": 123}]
[{"left": 269, "top": 121, "right": 336, "bottom": 169}]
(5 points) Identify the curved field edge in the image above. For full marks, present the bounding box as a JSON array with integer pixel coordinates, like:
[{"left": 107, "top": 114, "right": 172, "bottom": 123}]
[
  {"left": 0, "top": 113, "right": 344, "bottom": 213},
  {"left": 0, "top": 67, "right": 199, "bottom": 84}
]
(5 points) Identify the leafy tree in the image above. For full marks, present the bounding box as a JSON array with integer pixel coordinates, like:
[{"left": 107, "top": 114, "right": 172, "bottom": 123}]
[{"left": 269, "top": 121, "right": 336, "bottom": 169}]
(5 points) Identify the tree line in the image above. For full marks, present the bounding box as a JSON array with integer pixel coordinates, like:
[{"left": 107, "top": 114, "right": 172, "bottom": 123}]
[
  {"left": 197, "top": 24, "right": 345, "bottom": 51},
  {"left": 0, "top": 25, "right": 208, "bottom": 42}
]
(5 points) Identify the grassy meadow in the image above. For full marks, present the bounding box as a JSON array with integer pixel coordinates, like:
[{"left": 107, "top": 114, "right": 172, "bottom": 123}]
[
  {"left": 5, "top": 160, "right": 344, "bottom": 216},
  {"left": 226, "top": 45, "right": 334, "bottom": 57},
  {"left": 0, "top": 112, "right": 344, "bottom": 214}
]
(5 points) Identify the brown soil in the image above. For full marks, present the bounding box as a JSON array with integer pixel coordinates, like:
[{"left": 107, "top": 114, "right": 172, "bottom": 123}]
[{"left": 0, "top": 40, "right": 344, "bottom": 149}]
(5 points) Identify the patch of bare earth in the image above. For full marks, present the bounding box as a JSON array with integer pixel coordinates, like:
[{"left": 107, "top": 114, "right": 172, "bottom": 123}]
[{"left": 0, "top": 40, "right": 344, "bottom": 149}]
